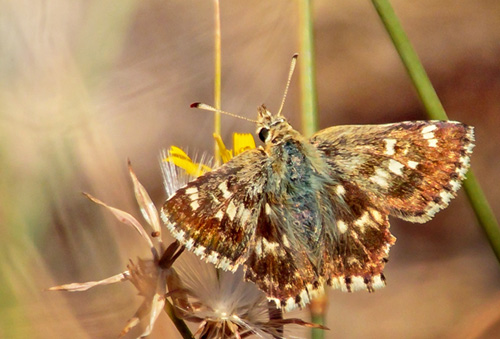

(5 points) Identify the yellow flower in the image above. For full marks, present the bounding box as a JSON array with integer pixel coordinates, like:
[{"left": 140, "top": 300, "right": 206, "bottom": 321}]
[{"left": 164, "top": 133, "right": 256, "bottom": 175}]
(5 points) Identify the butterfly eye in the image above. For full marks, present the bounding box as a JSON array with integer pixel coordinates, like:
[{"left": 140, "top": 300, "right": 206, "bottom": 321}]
[{"left": 258, "top": 127, "right": 270, "bottom": 142}]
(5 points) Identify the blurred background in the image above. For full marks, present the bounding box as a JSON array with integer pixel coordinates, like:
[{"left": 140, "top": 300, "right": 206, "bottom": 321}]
[{"left": 1, "top": 0, "right": 499, "bottom": 338}]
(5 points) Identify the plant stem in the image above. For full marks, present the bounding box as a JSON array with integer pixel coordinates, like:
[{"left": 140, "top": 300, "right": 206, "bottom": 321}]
[
  {"left": 462, "top": 171, "right": 500, "bottom": 263},
  {"left": 164, "top": 299, "right": 194, "bottom": 339},
  {"left": 371, "top": 0, "right": 500, "bottom": 263},
  {"left": 371, "top": 0, "right": 446, "bottom": 119},
  {"left": 298, "top": 0, "right": 319, "bottom": 137},
  {"left": 298, "top": 2, "right": 324, "bottom": 339},
  {"left": 213, "top": 0, "right": 222, "bottom": 166}
]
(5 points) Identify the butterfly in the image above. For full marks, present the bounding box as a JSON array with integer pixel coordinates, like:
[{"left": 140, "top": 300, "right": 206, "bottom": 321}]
[{"left": 161, "top": 56, "right": 474, "bottom": 311}]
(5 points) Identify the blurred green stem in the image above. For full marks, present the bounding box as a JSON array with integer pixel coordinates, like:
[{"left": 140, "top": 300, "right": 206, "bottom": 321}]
[
  {"left": 298, "top": 1, "right": 324, "bottom": 339},
  {"left": 298, "top": 0, "right": 319, "bottom": 137},
  {"left": 310, "top": 313, "right": 325, "bottom": 339},
  {"left": 164, "top": 299, "right": 194, "bottom": 339},
  {"left": 371, "top": 0, "right": 500, "bottom": 263}
]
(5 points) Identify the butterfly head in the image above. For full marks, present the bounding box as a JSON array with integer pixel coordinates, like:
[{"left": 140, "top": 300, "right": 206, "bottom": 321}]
[{"left": 256, "top": 105, "right": 294, "bottom": 144}]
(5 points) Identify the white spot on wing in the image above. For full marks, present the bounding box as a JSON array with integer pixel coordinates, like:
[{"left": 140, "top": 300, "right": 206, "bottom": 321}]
[
  {"left": 421, "top": 125, "right": 437, "bottom": 134},
  {"left": 376, "top": 168, "right": 390, "bottom": 179},
  {"left": 350, "top": 276, "right": 366, "bottom": 291},
  {"left": 329, "top": 277, "right": 347, "bottom": 291},
  {"left": 255, "top": 241, "right": 262, "bottom": 256},
  {"left": 207, "top": 251, "right": 219, "bottom": 264},
  {"left": 372, "top": 275, "right": 385, "bottom": 289},
  {"left": 428, "top": 139, "right": 438, "bottom": 147},
  {"left": 335, "top": 185, "right": 346, "bottom": 196},
  {"left": 215, "top": 209, "right": 224, "bottom": 220},
  {"left": 459, "top": 156, "right": 470, "bottom": 167},
  {"left": 176, "top": 230, "right": 185, "bottom": 240},
  {"left": 457, "top": 165, "right": 469, "bottom": 179},
  {"left": 439, "top": 190, "right": 454, "bottom": 205},
  {"left": 407, "top": 160, "right": 419, "bottom": 169},
  {"left": 185, "top": 238, "right": 195, "bottom": 250},
  {"left": 337, "top": 220, "right": 348, "bottom": 234},
  {"left": 423, "top": 132, "right": 435, "bottom": 140},
  {"left": 262, "top": 238, "right": 279, "bottom": 253},
  {"left": 388, "top": 159, "right": 404, "bottom": 176},
  {"left": 265, "top": 203, "right": 272, "bottom": 215},
  {"left": 284, "top": 297, "right": 296, "bottom": 312},
  {"left": 369, "top": 208, "right": 384, "bottom": 224},
  {"left": 426, "top": 202, "right": 441, "bottom": 217},
  {"left": 282, "top": 234, "right": 290, "bottom": 247},
  {"left": 299, "top": 289, "right": 310, "bottom": 306},
  {"left": 193, "top": 245, "right": 206, "bottom": 257},
  {"left": 370, "top": 168, "right": 390, "bottom": 188},
  {"left": 227, "top": 200, "right": 237, "bottom": 221},
  {"left": 240, "top": 208, "right": 251, "bottom": 225},
  {"left": 458, "top": 159, "right": 469, "bottom": 175},
  {"left": 354, "top": 212, "right": 372, "bottom": 232},
  {"left": 218, "top": 181, "right": 231, "bottom": 199},
  {"left": 190, "top": 200, "right": 200, "bottom": 210},
  {"left": 467, "top": 143, "right": 475, "bottom": 153},
  {"left": 218, "top": 256, "right": 232, "bottom": 271},
  {"left": 185, "top": 187, "right": 198, "bottom": 195},
  {"left": 384, "top": 138, "right": 397, "bottom": 156},
  {"left": 450, "top": 180, "right": 461, "bottom": 191}
]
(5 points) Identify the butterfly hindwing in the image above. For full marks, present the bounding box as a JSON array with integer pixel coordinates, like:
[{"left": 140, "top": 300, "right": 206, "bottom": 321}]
[
  {"left": 319, "top": 179, "right": 394, "bottom": 292},
  {"left": 244, "top": 196, "right": 320, "bottom": 310}
]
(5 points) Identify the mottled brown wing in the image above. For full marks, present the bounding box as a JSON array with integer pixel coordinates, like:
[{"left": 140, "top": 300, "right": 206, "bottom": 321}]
[
  {"left": 243, "top": 195, "right": 321, "bottom": 310},
  {"left": 162, "top": 148, "right": 265, "bottom": 270},
  {"left": 161, "top": 147, "right": 319, "bottom": 309},
  {"left": 310, "top": 121, "right": 474, "bottom": 223},
  {"left": 316, "top": 179, "right": 395, "bottom": 293}
]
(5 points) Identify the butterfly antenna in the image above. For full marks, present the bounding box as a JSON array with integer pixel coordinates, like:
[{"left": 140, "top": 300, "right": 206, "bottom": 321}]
[
  {"left": 277, "top": 53, "right": 298, "bottom": 116},
  {"left": 190, "top": 103, "right": 257, "bottom": 123}
]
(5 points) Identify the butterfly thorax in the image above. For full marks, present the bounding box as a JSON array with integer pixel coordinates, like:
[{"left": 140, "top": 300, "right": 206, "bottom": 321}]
[
  {"left": 254, "top": 106, "right": 336, "bottom": 255},
  {"left": 256, "top": 105, "right": 331, "bottom": 180}
]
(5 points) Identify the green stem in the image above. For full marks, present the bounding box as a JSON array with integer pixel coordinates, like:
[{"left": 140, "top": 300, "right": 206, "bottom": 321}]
[
  {"left": 462, "top": 172, "right": 500, "bottom": 262},
  {"left": 311, "top": 313, "right": 325, "bottom": 339},
  {"left": 164, "top": 299, "right": 194, "bottom": 339},
  {"left": 371, "top": 0, "right": 500, "bottom": 263},
  {"left": 298, "top": 3, "right": 324, "bottom": 339},
  {"left": 371, "top": 0, "right": 446, "bottom": 119},
  {"left": 298, "top": 0, "right": 319, "bottom": 137}
]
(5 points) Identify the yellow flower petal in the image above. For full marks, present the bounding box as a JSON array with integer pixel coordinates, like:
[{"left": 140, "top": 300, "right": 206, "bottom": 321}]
[
  {"left": 233, "top": 133, "right": 255, "bottom": 156},
  {"left": 213, "top": 134, "right": 233, "bottom": 163},
  {"left": 164, "top": 146, "right": 211, "bottom": 177}
]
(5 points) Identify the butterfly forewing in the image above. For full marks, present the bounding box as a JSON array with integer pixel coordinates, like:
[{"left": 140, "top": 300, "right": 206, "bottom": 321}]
[
  {"left": 162, "top": 148, "right": 267, "bottom": 270},
  {"left": 310, "top": 121, "right": 474, "bottom": 223}
]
